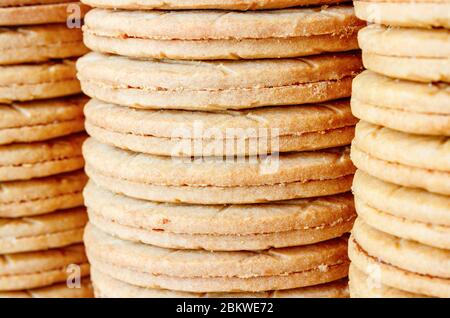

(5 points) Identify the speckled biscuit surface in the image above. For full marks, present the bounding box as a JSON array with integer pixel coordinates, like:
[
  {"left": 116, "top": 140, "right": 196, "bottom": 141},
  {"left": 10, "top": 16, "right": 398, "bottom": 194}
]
[
  {"left": 0, "top": 279, "right": 93, "bottom": 298},
  {"left": 0, "top": 96, "right": 86, "bottom": 145},
  {"left": 0, "top": 244, "right": 89, "bottom": 291},
  {"left": 0, "top": 24, "right": 88, "bottom": 65},
  {"left": 358, "top": 24, "right": 450, "bottom": 82},
  {"left": 351, "top": 71, "right": 450, "bottom": 136},
  {"left": 85, "top": 224, "right": 350, "bottom": 292},
  {"left": 0, "top": 59, "right": 81, "bottom": 103},
  {"left": 82, "top": 6, "right": 362, "bottom": 60},
  {"left": 85, "top": 98, "right": 357, "bottom": 156},
  {"left": 77, "top": 52, "right": 362, "bottom": 110},
  {"left": 0, "top": 170, "right": 87, "bottom": 218},
  {"left": 354, "top": 0, "right": 450, "bottom": 28},
  {"left": 80, "top": 0, "right": 348, "bottom": 10},
  {"left": 0, "top": 2, "right": 89, "bottom": 26},
  {"left": 0, "top": 133, "right": 86, "bottom": 182},
  {"left": 0, "top": 207, "right": 87, "bottom": 254}
]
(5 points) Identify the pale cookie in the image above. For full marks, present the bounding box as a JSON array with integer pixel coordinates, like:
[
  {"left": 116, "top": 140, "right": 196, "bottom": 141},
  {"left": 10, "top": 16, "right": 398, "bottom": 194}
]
[
  {"left": 85, "top": 224, "right": 350, "bottom": 293},
  {"left": 0, "top": 59, "right": 81, "bottom": 103},
  {"left": 0, "top": 95, "right": 87, "bottom": 145},
  {"left": 0, "top": 1, "right": 89, "bottom": 26},
  {"left": 0, "top": 170, "right": 87, "bottom": 218},
  {"left": 359, "top": 24, "right": 450, "bottom": 82},
  {"left": 84, "top": 139, "right": 355, "bottom": 204},
  {"left": 353, "top": 170, "right": 450, "bottom": 227},
  {"left": 85, "top": 99, "right": 357, "bottom": 156},
  {"left": 0, "top": 24, "right": 88, "bottom": 65},
  {"left": 0, "top": 207, "right": 87, "bottom": 254},
  {"left": 0, "top": 278, "right": 93, "bottom": 298},
  {"left": 85, "top": 182, "right": 355, "bottom": 250},
  {"left": 354, "top": 121, "right": 450, "bottom": 172},
  {"left": 83, "top": 6, "right": 362, "bottom": 60},
  {"left": 92, "top": 269, "right": 349, "bottom": 298},
  {"left": 354, "top": 0, "right": 450, "bottom": 28},
  {"left": 81, "top": 0, "right": 348, "bottom": 10},
  {"left": 352, "top": 71, "right": 450, "bottom": 136},
  {"left": 77, "top": 52, "right": 362, "bottom": 110},
  {"left": 349, "top": 264, "right": 427, "bottom": 298},
  {"left": 351, "top": 142, "right": 450, "bottom": 196},
  {"left": 0, "top": 133, "right": 85, "bottom": 182},
  {"left": 0, "top": 244, "right": 89, "bottom": 291},
  {"left": 349, "top": 220, "right": 450, "bottom": 297}
]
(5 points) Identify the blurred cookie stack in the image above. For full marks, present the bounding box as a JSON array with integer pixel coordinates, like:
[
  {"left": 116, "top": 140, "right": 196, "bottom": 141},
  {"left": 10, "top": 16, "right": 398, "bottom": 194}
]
[
  {"left": 349, "top": 0, "right": 450, "bottom": 298},
  {"left": 0, "top": 1, "right": 92, "bottom": 298},
  {"left": 77, "top": 0, "right": 365, "bottom": 297}
]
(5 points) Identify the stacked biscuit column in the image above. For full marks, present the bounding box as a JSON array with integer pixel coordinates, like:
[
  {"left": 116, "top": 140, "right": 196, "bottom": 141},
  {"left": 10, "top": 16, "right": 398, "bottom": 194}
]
[
  {"left": 0, "top": 1, "right": 93, "bottom": 297},
  {"left": 78, "top": 1, "right": 364, "bottom": 297},
  {"left": 349, "top": 0, "right": 450, "bottom": 298}
]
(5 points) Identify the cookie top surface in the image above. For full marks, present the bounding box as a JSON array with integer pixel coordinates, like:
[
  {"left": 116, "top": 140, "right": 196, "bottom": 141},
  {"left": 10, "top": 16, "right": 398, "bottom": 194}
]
[
  {"left": 85, "top": 223, "right": 349, "bottom": 278},
  {"left": 83, "top": 138, "right": 354, "bottom": 187},
  {"left": 0, "top": 279, "right": 93, "bottom": 298},
  {"left": 80, "top": 0, "right": 348, "bottom": 10},
  {"left": 84, "top": 5, "right": 362, "bottom": 40},
  {"left": 77, "top": 52, "right": 361, "bottom": 92},
  {"left": 85, "top": 98, "right": 357, "bottom": 138}
]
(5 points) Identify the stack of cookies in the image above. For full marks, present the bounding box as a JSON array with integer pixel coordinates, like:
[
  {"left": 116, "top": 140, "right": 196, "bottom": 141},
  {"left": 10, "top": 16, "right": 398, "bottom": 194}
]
[
  {"left": 77, "top": 0, "right": 365, "bottom": 297},
  {"left": 0, "top": 1, "right": 92, "bottom": 297},
  {"left": 349, "top": 0, "right": 450, "bottom": 298}
]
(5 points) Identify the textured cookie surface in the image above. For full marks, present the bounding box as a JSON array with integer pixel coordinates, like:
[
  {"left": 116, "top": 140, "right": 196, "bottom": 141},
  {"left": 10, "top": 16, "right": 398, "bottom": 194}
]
[
  {"left": 0, "top": 207, "right": 87, "bottom": 253},
  {"left": 352, "top": 71, "right": 450, "bottom": 136},
  {"left": 358, "top": 24, "right": 450, "bottom": 82},
  {"left": 92, "top": 268, "right": 349, "bottom": 298},
  {"left": 85, "top": 98, "right": 357, "bottom": 156},
  {"left": 80, "top": 0, "right": 348, "bottom": 10},
  {"left": 0, "top": 244, "right": 89, "bottom": 291},
  {"left": 0, "top": 24, "right": 88, "bottom": 65},
  {"left": 83, "top": 6, "right": 362, "bottom": 60},
  {"left": 0, "top": 279, "right": 93, "bottom": 298},
  {"left": 0, "top": 133, "right": 85, "bottom": 181},
  {"left": 85, "top": 224, "right": 349, "bottom": 292},
  {"left": 349, "top": 220, "right": 450, "bottom": 297},
  {"left": 354, "top": 0, "right": 450, "bottom": 28},
  {"left": 0, "top": 59, "right": 81, "bottom": 103},
  {"left": 77, "top": 52, "right": 362, "bottom": 110},
  {"left": 85, "top": 182, "right": 355, "bottom": 250},
  {"left": 0, "top": 96, "right": 86, "bottom": 145},
  {"left": 0, "top": 1, "right": 89, "bottom": 26}
]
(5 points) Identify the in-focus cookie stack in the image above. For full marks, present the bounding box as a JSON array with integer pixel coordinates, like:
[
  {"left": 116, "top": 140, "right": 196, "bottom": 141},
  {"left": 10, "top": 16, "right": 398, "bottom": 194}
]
[
  {"left": 349, "top": 0, "right": 450, "bottom": 298},
  {"left": 0, "top": 0, "right": 92, "bottom": 298},
  {"left": 78, "top": 0, "right": 365, "bottom": 297}
]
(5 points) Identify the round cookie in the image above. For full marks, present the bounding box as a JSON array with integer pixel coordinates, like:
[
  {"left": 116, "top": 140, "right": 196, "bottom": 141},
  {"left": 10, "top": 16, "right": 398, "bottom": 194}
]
[
  {"left": 358, "top": 24, "right": 450, "bottom": 83},
  {"left": 85, "top": 99, "right": 357, "bottom": 156},
  {"left": 354, "top": 0, "right": 450, "bottom": 28},
  {"left": 92, "top": 269, "right": 349, "bottom": 298},
  {"left": 77, "top": 52, "right": 362, "bottom": 111},
  {"left": 81, "top": 0, "right": 347, "bottom": 10},
  {"left": 0, "top": 24, "right": 88, "bottom": 65},
  {"left": 85, "top": 224, "right": 350, "bottom": 293},
  {"left": 349, "top": 264, "right": 427, "bottom": 298},
  {"left": 0, "top": 170, "right": 87, "bottom": 218},
  {"left": 351, "top": 71, "right": 450, "bottom": 136},
  {"left": 0, "top": 133, "right": 86, "bottom": 182},
  {"left": 0, "top": 244, "right": 89, "bottom": 291},
  {"left": 351, "top": 124, "right": 450, "bottom": 195},
  {"left": 0, "top": 279, "right": 93, "bottom": 298},
  {"left": 349, "top": 219, "right": 450, "bottom": 298},
  {"left": 0, "top": 95, "right": 87, "bottom": 145},
  {"left": 83, "top": 138, "right": 355, "bottom": 204},
  {"left": 0, "top": 59, "right": 81, "bottom": 103},
  {"left": 85, "top": 182, "right": 355, "bottom": 250},
  {"left": 0, "top": 207, "right": 87, "bottom": 254},
  {"left": 0, "top": 1, "right": 89, "bottom": 26},
  {"left": 83, "top": 6, "right": 362, "bottom": 60}
]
